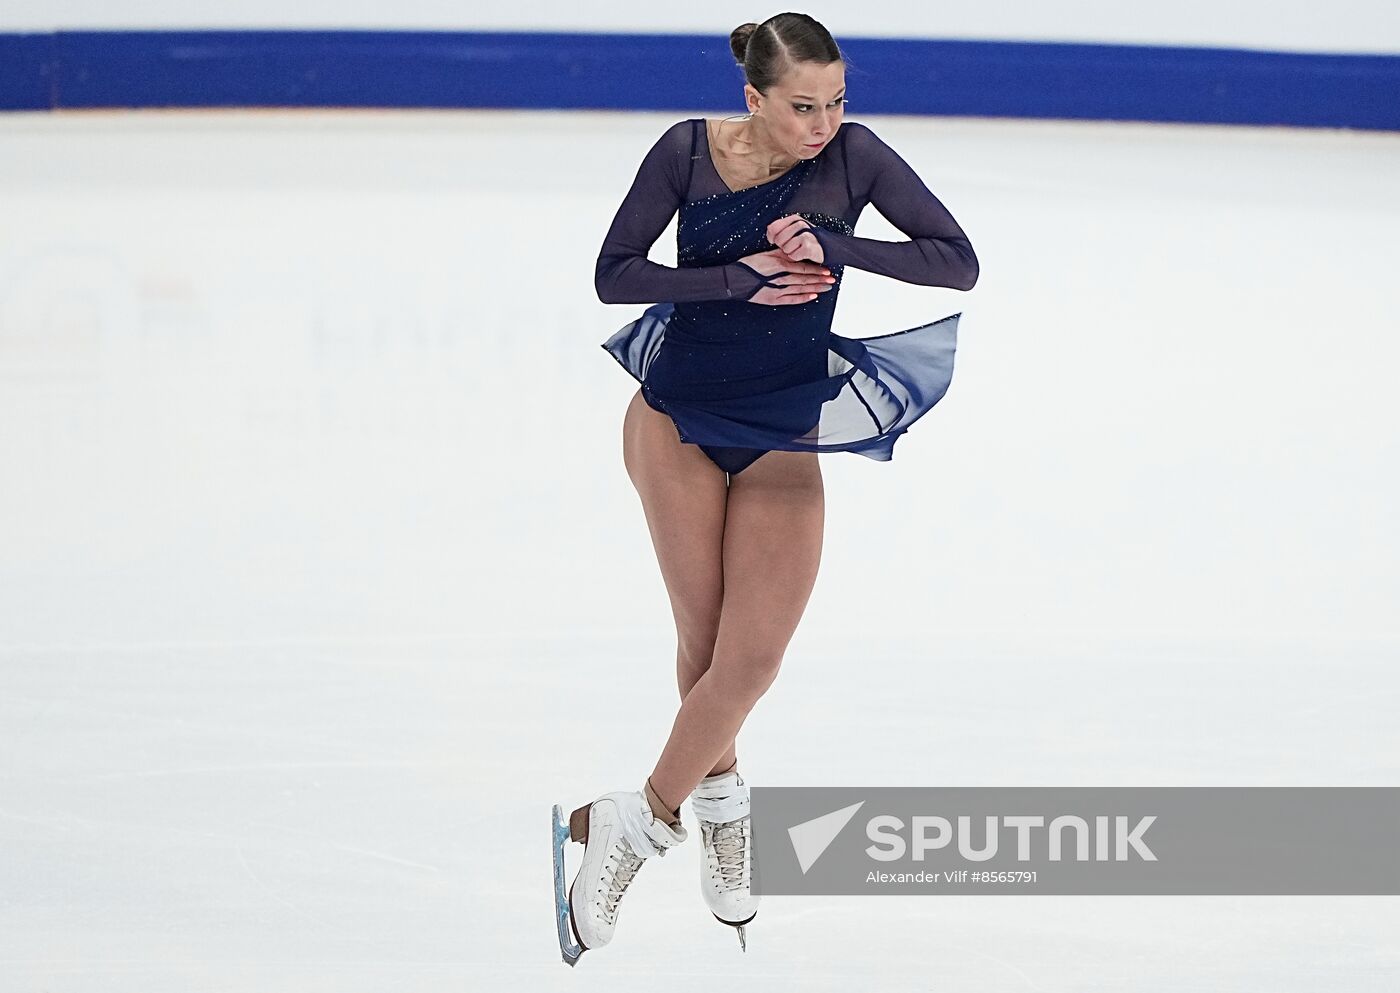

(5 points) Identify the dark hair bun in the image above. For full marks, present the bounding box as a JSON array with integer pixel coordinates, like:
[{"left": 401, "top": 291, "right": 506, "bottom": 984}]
[
  {"left": 729, "top": 23, "right": 759, "bottom": 64},
  {"left": 729, "top": 14, "right": 842, "bottom": 93}
]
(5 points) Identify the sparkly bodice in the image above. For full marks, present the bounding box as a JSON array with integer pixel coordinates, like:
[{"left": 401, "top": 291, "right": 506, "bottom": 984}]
[
  {"left": 664, "top": 157, "right": 856, "bottom": 353},
  {"left": 677, "top": 157, "right": 855, "bottom": 268}
]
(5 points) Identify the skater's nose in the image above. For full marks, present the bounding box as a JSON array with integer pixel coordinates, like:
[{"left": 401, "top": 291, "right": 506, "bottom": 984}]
[{"left": 812, "top": 106, "right": 839, "bottom": 138}]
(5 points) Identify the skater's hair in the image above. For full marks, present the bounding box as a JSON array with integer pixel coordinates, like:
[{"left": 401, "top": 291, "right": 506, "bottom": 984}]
[{"left": 729, "top": 14, "right": 844, "bottom": 94}]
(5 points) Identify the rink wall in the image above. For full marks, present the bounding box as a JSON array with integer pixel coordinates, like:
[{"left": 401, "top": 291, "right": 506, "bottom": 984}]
[{"left": 1, "top": 28, "right": 1397, "bottom": 130}]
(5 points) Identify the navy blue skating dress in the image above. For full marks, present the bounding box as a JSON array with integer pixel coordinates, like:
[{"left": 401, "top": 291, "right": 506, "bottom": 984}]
[{"left": 597, "top": 117, "right": 978, "bottom": 476}]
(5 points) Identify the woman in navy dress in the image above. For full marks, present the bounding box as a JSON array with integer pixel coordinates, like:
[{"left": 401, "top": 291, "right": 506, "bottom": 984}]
[{"left": 556, "top": 13, "right": 978, "bottom": 962}]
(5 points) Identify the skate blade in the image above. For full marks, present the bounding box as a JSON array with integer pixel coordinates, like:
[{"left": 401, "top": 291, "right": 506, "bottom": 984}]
[
  {"left": 551, "top": 803, "right": 585, "bottom": 967},
  {"left": 713, "top": 911, "right": 755, "bottom": 952}
]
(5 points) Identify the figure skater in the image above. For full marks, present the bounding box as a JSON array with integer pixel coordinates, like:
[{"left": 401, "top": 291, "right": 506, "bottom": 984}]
[{"left": 553, "top": 12, "right": 978, "bottom": 964}]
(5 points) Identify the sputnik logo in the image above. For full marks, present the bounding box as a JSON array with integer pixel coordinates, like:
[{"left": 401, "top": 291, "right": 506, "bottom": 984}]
[{"left": 787, "top": 801, "right": 866, "bottom": 873}]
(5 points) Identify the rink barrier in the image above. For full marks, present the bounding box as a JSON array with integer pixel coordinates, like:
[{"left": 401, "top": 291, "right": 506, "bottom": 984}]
[{"left": 1, "top": 29, "right": 1397, "bottom": 130}]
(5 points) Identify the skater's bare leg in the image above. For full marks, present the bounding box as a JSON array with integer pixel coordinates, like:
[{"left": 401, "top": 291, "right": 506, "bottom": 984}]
[
  {"left": 622, "top": 389, "right": 732, "bottom": 811},
  {"left": 678, "top": 651, "right": 738, "bottom": 777},
  {"left": 647, "top": 448, "right": 824, "bottom": 810}
]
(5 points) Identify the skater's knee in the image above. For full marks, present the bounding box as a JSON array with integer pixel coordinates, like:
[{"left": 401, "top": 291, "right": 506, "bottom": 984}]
[
  {"left": 677, "top": 625, "right": 718, "bottom": 671},
  {"left": 710, "top": 651, "right": 785, "bottom": 706},
  {"left": 677, "top": 644, "right": 713, "bottom": 692}
]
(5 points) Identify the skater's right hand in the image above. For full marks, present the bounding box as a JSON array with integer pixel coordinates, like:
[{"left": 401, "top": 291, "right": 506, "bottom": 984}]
[{"left": 736, "top": 249, "right": 836, "bottom": 306}]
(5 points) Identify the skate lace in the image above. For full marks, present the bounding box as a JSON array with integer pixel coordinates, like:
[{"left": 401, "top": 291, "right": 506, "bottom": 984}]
[
  {"left": 601, "top": 839, "right": 646, "bottom": 924},
  {"left": 705, "top": 816, "right": 750, "bottom": 892}
]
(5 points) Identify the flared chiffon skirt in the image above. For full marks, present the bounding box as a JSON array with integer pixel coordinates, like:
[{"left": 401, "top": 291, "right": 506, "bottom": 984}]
[{"left": 601, "top": 302, "right": 960, "bottom": 475}]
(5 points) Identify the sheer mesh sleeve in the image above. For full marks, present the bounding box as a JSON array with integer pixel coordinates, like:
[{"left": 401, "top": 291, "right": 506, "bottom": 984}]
[
  {"left": 808, "top": 122, "right": 979, "bottom": 291},
  {"left": 594, "top": 121, "right": 765, "bottom": 304}
]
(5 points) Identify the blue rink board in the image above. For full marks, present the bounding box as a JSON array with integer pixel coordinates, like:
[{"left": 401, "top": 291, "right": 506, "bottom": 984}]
[{"left": 1, "top": 29, "right": 1397, "bottom": 130}]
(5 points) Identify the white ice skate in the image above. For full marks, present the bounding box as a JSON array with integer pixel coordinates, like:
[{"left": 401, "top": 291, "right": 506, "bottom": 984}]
[
  {"left": 551, "top": 787, "right": 688, "bottom": 965},
  {"left": 691, "top": 768, "right": 758, "bottom": 950}
]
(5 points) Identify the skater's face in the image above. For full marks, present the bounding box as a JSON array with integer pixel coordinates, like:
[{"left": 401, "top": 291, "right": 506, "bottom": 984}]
[{"left": 746, "top": 60, "right": 846, "bottom": 159}]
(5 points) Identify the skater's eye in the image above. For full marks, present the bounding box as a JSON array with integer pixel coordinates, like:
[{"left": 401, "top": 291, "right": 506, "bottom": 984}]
[{"left": 793, "top": 96, "right": 847, "bottom": 114}]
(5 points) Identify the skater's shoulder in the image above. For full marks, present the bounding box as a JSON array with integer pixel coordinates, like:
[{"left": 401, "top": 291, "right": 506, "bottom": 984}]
[
  {"left": 632, "top": 119, "right": 697, "bottom": 159},
  {"left": 659, "top": 118, "right": 698, "bottom": 145},
  {"left": 838, "top": 120, "right": 882, "bottom": 149}
]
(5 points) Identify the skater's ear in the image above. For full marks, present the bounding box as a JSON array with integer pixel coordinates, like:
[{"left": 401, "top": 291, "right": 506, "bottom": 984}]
[{"left": 743, "top": 83, "right": 763, "bottom": 116}]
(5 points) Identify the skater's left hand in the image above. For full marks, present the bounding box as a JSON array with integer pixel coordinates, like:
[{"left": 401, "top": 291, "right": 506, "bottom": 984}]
[{"left": 768, "top": 214, "right": 824, "bottom": 264}]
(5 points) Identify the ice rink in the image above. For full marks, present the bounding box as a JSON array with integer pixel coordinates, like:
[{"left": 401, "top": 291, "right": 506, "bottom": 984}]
[{"left": 1, "top": 109, "right": 1397, "bottom": 990}]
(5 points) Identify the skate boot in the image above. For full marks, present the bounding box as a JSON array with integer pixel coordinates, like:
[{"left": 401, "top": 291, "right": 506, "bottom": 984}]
[
  {"left": 691, "top": 767, "right": 758, "bottom": 950},
  {"left": 561, "top": 784, "right": 688, "bottom": 958}
]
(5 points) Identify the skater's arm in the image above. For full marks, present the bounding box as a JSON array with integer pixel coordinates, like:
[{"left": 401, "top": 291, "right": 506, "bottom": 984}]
[
  {"left": 595, "top": 121, "right": 765, "bottom": 304},
  {"left": 806, "top": 123, "right": 979, "bottom": 291}
]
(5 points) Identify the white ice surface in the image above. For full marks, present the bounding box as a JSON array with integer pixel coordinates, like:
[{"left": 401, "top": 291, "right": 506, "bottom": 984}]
[{"left": 0, "top": 109, "right": 1397, "bottom": 990}]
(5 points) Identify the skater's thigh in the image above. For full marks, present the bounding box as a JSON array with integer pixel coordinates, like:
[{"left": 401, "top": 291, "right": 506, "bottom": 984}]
[
  {"left": 622, "top": 388, "right": 729, "bottom": 645},
  {"left": 712, "top": 450, "right": 823, "bottom": 682}
]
